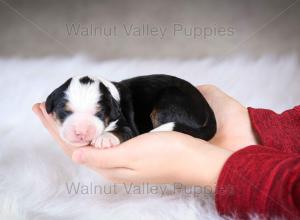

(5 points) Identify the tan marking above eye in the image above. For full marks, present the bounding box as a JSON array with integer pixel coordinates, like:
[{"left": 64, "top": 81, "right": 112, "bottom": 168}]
[
  {"left": 65, "top": 103, "right": 73, "bottom": 112},
  {"left": 95, "top": 104, "right": 102, "bottom": 112}
]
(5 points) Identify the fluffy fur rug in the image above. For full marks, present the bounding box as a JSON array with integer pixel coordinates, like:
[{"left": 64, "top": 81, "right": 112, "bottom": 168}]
[{"left": 0, "top": 55, "right": 299, "bottom": 220}]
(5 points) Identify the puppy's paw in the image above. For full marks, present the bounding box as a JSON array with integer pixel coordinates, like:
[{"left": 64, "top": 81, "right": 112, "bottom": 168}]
[{"left": 91, "top": 132, "right": 120, "bottom": 149}]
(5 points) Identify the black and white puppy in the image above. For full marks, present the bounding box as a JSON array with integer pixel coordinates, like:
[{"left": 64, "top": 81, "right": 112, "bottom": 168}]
[{"left": 46, "top": 74, "right": 216, "bottom": 148}]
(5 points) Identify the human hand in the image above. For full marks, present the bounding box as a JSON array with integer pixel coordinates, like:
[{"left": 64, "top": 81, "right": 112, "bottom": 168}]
[
  {"left": 32, "top": 85, "right": 256, "bottom": 187},
  {"left": 33, "top": 103, "right": 231, "bottom": 187},
  {"left": 71, "top": 131, "right": 232, "bottom": 188},
  {"left": 198, "top": 85, "right": 258, "bottom": 151}
]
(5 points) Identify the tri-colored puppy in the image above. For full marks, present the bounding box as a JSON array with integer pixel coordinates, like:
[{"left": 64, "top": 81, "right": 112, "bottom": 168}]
[{"left": 46, "top": 74, "right": 216, "bottom": 148}]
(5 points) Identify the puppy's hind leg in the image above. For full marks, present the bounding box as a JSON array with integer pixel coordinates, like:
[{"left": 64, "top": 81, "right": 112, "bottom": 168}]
[
  {"left": 149, "top": 87, "right": 216, "bottom": 140},
  {"left": 150, "top": 119, "right": 212, "bottom": 140}
]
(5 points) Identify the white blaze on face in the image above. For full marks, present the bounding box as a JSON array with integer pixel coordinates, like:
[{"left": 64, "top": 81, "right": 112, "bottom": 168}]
[
  {"left": 60, "top": 76, "right": 104, "bottom": 145},
  {"left": 66, "top": 76, "right": 100, "bottom": 113}
]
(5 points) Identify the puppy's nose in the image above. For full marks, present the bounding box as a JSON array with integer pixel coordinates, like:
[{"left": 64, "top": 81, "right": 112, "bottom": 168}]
[
  {"left": 73, "top": 126, "right": 95, "bottom": 142},
  {"left": 75, "top": 132, "right": 87, "bottom": 141}
]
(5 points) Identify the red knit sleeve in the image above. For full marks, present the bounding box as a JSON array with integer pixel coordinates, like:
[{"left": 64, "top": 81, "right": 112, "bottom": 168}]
[
  {"left": 248, "top": 106, "right": 300, "bottom": 153},
  {"left": 215, "top": 106, "right": 300, "bottom": 219},
  {"left": 215, "top": 146, "right": 300, "bottom": 219}
]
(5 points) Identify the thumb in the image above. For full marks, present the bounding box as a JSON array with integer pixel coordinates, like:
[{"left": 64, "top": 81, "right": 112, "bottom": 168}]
[{"left": 72, "top": 146, "right": 132, "bottom": 169}]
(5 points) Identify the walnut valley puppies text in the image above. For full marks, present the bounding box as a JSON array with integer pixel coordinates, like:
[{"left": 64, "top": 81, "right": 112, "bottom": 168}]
[
  {"left": 65, "top": 182, "right": 215, "bottom": 198},
  {"left": 66, "top": 23, "right": 235, "bottom": 40}
]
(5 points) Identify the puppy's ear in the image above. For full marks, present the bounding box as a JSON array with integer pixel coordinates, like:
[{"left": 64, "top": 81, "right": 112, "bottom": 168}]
[
  {"left": 45, "top": 78, "right": 72, "bottom": 114},
  {"left": 45, "top": 91, "right": 56, "bottom": 113},
  {"left": 99, "top": 82, "right": 121, "bottom": 121},
  {"left": 108, "top": 92, "right": 121, "bottom": 121}
]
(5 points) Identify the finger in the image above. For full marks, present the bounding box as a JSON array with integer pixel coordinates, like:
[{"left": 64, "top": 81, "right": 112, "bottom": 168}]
[
  {"left": 32, "top": 103, "right": 40, "bottom": 113},
  {"left": 33, "top": 103, "right": 74, "bottom": 156},
  {"left": 32, "top": 103, "right": 57, "bottom": 135},
  {"left": 40, "top": 103, "right": 77, "bottom": 155},
  {"left": 38, "top": 104, "right": 62, "bottom": 140},
  {"left": 40, "top": 103, "right": 59, "bottom": 131},
  {"left": 93, "top": 168, "right": 137, "bottom": 183},
  {"left": 197, "top": 85, "right": 241, "bottom": 106},
  {"left": 72, "top": 146, "right": 133, "bottom": 169}
]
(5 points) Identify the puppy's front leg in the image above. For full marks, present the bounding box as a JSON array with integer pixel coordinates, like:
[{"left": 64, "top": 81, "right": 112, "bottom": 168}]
[
  {"left": 91, "top": 126, "right": 135, "bottom": 149},
  {"left": 91, "top": 132, "right": 120, "bottom": 149}
]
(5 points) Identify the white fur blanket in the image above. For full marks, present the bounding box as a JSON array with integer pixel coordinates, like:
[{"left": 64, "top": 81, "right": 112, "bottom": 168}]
[{"left": 0, "top": 56, "right": 299, "bottom": 220}]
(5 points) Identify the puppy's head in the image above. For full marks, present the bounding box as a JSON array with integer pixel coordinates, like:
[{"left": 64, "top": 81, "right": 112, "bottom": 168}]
[{"left": 46, "top": 75, "right": 120, "bottom": 146}]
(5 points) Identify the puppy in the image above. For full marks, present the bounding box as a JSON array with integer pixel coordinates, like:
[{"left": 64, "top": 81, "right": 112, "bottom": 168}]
[{"left": 45, "top": 74, "right": 216, "bottom": 148}]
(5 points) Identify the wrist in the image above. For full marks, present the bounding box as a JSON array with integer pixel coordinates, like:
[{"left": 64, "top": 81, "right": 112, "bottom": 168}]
[
  {"left": 242, "top": 108, "right": 259, "bottom": 146},
  {"left": 194, "top": 143, "right": 232, "bottom": 190},
  {"left": 175, "top": 137, "right": 232, "bottom": 190}
]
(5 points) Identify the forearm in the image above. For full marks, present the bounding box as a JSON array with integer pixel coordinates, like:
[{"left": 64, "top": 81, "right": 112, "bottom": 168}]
[
  {"left": 215, "top": 105, "right": 300, "bottom": 218},
  {"left": 215, "top": 145, "right": 300, "bottom": 219}
]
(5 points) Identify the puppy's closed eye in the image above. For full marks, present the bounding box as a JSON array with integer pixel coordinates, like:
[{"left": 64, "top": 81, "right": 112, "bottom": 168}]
[
  {"left": 56, "top": 109, "right": 72, "bottom": 122},
  {"left": 95, "top": 110, "right": 105, "bottom": 120}
]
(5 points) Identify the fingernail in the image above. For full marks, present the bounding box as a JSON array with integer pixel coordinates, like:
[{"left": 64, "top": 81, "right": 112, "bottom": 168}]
[
  {"left": 32, "top": 104, "right": 38, "bottom": 113},
  {"left": 72, "top": 149, "right": 85, "bottom": 163}
]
